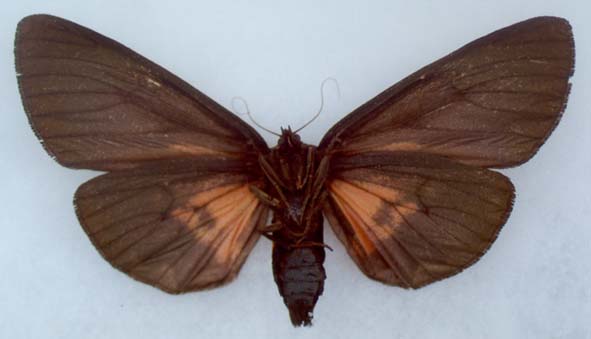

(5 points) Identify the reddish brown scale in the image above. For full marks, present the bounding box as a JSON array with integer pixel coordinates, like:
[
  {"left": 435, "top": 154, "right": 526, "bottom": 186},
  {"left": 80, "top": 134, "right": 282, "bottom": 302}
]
[{"left": 256, "top": 128, "right": 328, "bottom": 326}]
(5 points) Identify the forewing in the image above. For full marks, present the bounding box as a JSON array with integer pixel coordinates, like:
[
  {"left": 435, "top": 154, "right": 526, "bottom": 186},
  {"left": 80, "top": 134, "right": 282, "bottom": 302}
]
[
  {"left": 319, "top": 17, "right": 574, "bottom": 168},
  {"left": 15, "top": 15, "right": 268, "bottom": 171},
  {"left": 323, "top": 152, "right": 514, "bottom": 288},
  {"left": 75, "top": 165, "right": 269, "bottom": 293}
]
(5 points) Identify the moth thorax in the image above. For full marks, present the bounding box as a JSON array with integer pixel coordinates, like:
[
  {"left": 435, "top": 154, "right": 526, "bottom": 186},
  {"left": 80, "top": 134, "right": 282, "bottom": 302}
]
[{"left": 272, "top": 128, "right": 311, "bottom": 191}]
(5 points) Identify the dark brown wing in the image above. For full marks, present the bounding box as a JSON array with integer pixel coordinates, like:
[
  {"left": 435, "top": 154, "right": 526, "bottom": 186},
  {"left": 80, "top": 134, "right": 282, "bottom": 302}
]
[
  {"left": 323, "top": 152, "right": 514, "bottom": 288},
  {"left": 75, "top": 165, "right": 269, "bottom": 293},
  {"left": 15, "top": 15, "right": 271, "bottom": 293},
  {"left": 15, "top": 14, "right": 268, "bottom": 171},
  {"left": 320, "top": 17, "right": 573, "bottom": 287},
  {"left": 319, "top": 17, "right": 574, "bottom": 168}
]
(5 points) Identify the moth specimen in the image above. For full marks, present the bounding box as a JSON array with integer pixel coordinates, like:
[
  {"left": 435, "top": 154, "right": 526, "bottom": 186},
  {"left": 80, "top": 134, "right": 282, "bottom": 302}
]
[{"left": 15, "top": 15, "right": 574, "bottom": 326}]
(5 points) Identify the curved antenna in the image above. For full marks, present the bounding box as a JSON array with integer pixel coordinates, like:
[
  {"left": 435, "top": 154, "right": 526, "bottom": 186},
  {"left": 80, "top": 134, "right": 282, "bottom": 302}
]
[
  {"left": 294, "top": 77, "right": 341, "bottom": 133},
  {"left": 232, "top": 96, "right": 281, "bottom": 137}
]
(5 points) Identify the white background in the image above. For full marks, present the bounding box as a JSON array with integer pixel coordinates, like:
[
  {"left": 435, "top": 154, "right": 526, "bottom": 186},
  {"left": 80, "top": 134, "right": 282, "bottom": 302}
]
[{"left": 1, "top": 1, "right": 590, "bottom": 338}]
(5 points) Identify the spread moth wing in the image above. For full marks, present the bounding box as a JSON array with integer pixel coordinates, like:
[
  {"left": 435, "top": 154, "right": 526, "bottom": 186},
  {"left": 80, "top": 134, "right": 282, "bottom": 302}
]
[
  {"left": 320, "top": 17, "right": 574, "bottom": 287},
  {"left": 15, "top": 14, "right": 268, "bottom": 171},
  {"left": 324, "top": 153, "right": 513, "bottom": 287},
  {"left": 319, "top": 17, "right": 574, "bottom": 168},
  {"left": 15, "top": 15, "right": 270, "bottom": 292},
  {"left": 75, "top": 169, "right": 269, "bottom": 294},
  {"left": 75, "top": 168, "right": 268, "bottom": 293}
]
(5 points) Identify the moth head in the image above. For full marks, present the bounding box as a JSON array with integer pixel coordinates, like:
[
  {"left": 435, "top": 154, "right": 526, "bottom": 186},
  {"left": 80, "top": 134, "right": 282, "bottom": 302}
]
[{"left": 277, "top": 127, "right": 303, "bottom": 150}]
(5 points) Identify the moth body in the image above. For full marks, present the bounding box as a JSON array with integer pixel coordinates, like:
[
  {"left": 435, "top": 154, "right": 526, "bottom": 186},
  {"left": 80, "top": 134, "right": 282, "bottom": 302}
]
[{"left": 255, "top": 128, "right": 328, "bottom": 326}]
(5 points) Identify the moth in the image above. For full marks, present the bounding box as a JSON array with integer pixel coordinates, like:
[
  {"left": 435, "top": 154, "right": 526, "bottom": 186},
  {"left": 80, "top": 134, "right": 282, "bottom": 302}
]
[{"left": 15, "top": 15, "right": 574, "bottom": 326}]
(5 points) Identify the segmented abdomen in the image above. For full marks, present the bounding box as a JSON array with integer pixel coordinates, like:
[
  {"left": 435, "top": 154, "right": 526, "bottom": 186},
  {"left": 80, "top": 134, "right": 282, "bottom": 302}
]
[{"left": 272, "top": 217, "right": 326, "bottom": 326}]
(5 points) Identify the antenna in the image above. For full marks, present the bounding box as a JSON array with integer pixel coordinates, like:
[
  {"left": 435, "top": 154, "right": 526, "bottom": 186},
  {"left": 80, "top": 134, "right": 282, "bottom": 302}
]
[
  {"left": 294, "top": 77, "right": 340, "bottom": 133},
  {"left": 232, "top": 96, "right": 281, "bottom": 137}
]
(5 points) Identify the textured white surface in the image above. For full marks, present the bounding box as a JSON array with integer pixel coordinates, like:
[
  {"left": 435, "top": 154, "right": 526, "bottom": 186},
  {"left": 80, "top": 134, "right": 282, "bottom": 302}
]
[{"left": 1, "top": 1, "right": 590, "bottom": 338}]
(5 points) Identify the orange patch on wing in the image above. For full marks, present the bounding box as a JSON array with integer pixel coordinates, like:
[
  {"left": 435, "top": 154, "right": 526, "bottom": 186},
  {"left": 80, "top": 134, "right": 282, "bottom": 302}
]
[
  {"left": 157, "top": 184, "right": 263, "bottom": 289},
  {"left": 187, "top": 183, "right": 242, "bottom": 212},
  {"left": 169, "top": 142, "right": 233, "bottom": 157},
  {"left": 329, "top": 179, "right": 421, "bottom": 245},
  {"left": 329, "top": 179, "right": 413, "bottom": 253}
]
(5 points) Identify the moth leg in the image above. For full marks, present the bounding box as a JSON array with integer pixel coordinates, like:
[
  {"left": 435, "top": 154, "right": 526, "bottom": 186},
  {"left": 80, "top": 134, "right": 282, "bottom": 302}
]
[
  {"left": 301, "top": 156, "right": 329, "bottom": 215},
  {"left": 280, "top": 157, "right": 291, "bottom": 185},
  {"left": 258, "top": 222, "right": 283, "bottom": 232},
  {"left": 311, "top": 156, "right": 330, "bottom": 190},
  {"left": 259, "top": 155, "right": 288, "bottom": 189},
  {"left": 297, "top": 146, "right": 315, "bottom": 189},
  {"left": 303, "top": 191, "right": 328, "bottom": 225},
  {"left": 249, "top": 185, "right": 281, "bottom": 207},
  {"left": 259, "top": 229, "right": 292, "bottom": 249},
  {"left": 260, "top": 231, "right": 278, "bottom": 242},
  {"left": 258, "top": 155, "right": 289, "bottom": 203},
  {"left": 289, "top": 191, "right": 328, "bottom": 241}
]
